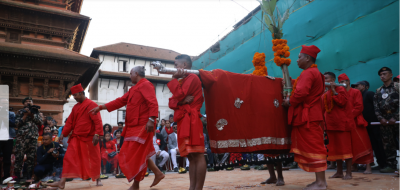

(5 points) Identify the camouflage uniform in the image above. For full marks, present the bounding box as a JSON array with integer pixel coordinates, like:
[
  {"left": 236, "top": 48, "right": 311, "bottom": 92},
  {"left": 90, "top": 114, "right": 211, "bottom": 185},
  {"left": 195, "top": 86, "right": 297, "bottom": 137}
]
[
  {"left": 373, "top": 82, "right": 399, "bottom": 169},
  {"left": 14, "top": 109, "right": 43, "bottom": 178}
]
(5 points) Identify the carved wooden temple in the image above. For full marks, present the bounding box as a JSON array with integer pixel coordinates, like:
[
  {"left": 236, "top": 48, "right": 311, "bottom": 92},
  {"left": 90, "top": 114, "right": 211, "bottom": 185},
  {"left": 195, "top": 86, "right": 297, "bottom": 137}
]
[{"left": 0, "top": 0, "right": 100, "bottom": 124}]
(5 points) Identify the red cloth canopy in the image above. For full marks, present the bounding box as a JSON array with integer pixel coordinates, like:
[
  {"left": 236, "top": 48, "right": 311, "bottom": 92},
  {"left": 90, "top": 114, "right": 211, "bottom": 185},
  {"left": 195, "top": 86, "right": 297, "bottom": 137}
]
[{"left": 199, "top": 69, "right": 291, "bottom": 154}]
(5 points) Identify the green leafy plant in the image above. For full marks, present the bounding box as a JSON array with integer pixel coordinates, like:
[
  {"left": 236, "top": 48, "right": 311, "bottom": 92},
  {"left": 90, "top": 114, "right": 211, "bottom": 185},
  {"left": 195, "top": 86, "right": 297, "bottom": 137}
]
[{"left": 258, "top": 0, "right": 296, "bottom": 39}]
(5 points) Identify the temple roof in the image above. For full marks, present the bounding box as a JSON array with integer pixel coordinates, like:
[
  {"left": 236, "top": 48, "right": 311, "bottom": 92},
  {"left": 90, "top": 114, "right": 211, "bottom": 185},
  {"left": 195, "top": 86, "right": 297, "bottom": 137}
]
[
  {"left": 0, "top": 42, "right": 99, "bottom": 64},
  {"left": 0, "top": 0, "right": 90, "bottom": 20},
  {"left": 91, "top": 42, "right": 182, "bottom": 62}
]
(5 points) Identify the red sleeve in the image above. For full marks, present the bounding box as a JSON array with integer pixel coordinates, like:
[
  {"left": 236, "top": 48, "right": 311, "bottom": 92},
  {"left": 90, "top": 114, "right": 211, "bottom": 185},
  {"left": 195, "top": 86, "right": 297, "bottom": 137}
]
[
  {"left": 105, "top": 90, "right": 130, "bottom": 112},
  {"left": 167, "top": 75, "right": 198, "bottom": 109},
  {"left": 290, "top": 72, "right": 313, "bottom": 107},
  {"left": 332, "top": 87, "right": 347, "bottom": 107},
  {"left": 352, "top": 90, "right": 364, "bottom": 118},
  {"left": 111, "top": 141, "right": 117, "bottom": 151},
  {"left": 90, "top": 110, "right": 104, "bottom": 136},
  {"left": 62, "top": 108, "right": 74, "bottom": 136},
  {"left": 141, "top": 83, "right": 159, "bottom": 117}
]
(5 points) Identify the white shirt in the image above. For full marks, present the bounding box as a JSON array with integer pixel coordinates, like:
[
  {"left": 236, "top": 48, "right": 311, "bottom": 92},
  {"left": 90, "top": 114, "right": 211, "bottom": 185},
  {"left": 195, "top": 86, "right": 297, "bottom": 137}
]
[{"left": 0, "top": 120, "right": 10, "bottom": 141}]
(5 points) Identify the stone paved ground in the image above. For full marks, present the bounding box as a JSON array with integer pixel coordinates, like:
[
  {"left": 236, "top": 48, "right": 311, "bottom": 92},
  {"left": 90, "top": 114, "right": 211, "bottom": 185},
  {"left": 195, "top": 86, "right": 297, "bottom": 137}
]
[{"left": 48, "top": 168, "right": 398, "bottom": 190}]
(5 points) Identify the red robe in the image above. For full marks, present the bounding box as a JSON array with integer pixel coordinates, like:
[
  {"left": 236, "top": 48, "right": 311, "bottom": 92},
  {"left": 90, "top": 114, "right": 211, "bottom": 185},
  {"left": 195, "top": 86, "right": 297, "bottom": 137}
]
[
  {"left": 168, "top": 74, "right": 204, "bottom": 157},
  {"left": 324, "top": 86, "right": 354, "bottom": 161},
  {"left": 288, "top": 67, "right": 327, "bottom": 172},
  {"left": 105, "top": 78, "right": 158, "bottom": 182},
  {"left": 348, "top": 88, "right": 374, "bottom": 164},
  {"left": 62, "top": 98, "right": 103, "bottom": 181},
  {"left": 101, "top": 140, "right": 118, "bottom": 169}
]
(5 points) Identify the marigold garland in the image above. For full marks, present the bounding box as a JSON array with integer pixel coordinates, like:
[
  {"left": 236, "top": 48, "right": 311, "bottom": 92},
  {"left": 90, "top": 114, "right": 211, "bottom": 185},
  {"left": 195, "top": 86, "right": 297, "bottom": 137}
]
[
  {"left": 324, "top": 90, "right": 334, "bottom": 113},
  {"left": 290, "top": 64, "right": 318, "bottom": 98},
  {"left": 252, "top": 52, "right": 268, "bottom": 76},
  {"left": 271, "top": 39, "right": 291, "bottom": 66}
]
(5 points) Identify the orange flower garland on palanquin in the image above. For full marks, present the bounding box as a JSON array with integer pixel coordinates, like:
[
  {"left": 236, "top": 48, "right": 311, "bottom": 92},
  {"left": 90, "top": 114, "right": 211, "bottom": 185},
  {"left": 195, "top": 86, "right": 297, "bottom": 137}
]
[
  {"left": 252, "top": 52, "right": 268, "bottom": 76},
  {"left": 324, "top": 90, "right": 334, "bottom": 113},
  {"left": 272, "top": 39, "right": 291, "bottom": 66},
  {"left": 290, "top": 64, "right": 318, "bottom": 98}
]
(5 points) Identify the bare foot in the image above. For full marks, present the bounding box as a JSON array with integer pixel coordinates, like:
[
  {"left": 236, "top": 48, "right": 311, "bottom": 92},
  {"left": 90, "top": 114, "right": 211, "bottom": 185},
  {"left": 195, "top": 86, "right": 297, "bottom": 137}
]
[
  {"left": 343, "top": 173, "right": 352, "bottom": 180},
  {"left": 303, "top": 181, "right": 327, "bottom": 190},
  {"left": 128, "top": 181, "right": 139, "bottom": 190},
  {"left": 96, "top": 179, "right": 103, "bottom": 186},
  {"left": 276, "top": 178, "right": 285, "bottom": 186},
  {"left": 260, "top": 177, "right": 277, "bottom": 184},
  {"left": 329, "top": 172, "right": 344, "bottom": 178},
  {"left": 306, "top": 181, "right": 316, "bottom": 187},
  {"left": 363, "top": 170, "right": 372, "bottom": 174},
  {"left": 48, "top": 181, "right": 65, "bottom": 189},
  {"left": 150, "top": 172, "right": 165, "bottom": 187}
]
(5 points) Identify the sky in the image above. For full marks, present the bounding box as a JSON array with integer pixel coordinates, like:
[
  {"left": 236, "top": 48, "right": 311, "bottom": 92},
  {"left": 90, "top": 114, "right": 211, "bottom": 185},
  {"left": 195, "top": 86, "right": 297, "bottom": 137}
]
[{"left": 79, "top": 0, "right": 260, "bottom": 57}]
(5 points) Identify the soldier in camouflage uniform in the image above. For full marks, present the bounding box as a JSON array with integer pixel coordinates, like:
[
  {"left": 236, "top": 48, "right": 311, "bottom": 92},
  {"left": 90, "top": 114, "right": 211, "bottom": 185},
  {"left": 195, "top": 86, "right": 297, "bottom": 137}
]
[
  {"left": 14, "top": 97, "right": 43, "bottom": 180},
  {"left": 373, "top": 67, "right": 399, "bottom": 173}
]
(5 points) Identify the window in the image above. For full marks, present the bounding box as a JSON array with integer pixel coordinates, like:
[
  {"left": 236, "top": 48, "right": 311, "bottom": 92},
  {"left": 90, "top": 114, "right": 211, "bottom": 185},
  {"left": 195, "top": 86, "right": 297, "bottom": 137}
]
[
  {"left": 117, "top": 110, "right": 126, "bottom": 122},
  {"left": 118, "top": 60, "right": 128, "bottom": 72},
  {"left": 6, "top": 31, "right": 20, "bottom": 44}
]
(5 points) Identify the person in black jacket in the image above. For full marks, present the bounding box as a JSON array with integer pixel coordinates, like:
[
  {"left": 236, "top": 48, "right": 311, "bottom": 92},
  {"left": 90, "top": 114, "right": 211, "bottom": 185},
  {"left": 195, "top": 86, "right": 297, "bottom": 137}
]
[
  {"left": 352, "top": 80, "right": 387, "bottom": 169},
  {"left": 150, "top": 128, "right": 169, "bottom": 172},
  {"left": 34, "top": 133, "right": 64, "bottom": 180}
]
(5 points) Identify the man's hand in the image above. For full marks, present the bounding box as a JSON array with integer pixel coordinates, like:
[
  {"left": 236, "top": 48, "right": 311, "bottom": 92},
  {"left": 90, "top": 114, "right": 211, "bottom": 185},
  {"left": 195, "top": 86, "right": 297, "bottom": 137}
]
[
  {"left": 48, "top": 148, "right": 55, "bottom": 154},
  {"left": 176, "top": 148, "right": 179, "bottom": 154},
  {"left": 52, "top": 152, "right": 59, "bottom": 158},
  {"left": 330, "top": 82, "right": 336, "bottom": 92},
  {"left": 204, "top": 148, "right": 207, "bottom": 153},
  {"left": 89, "top": 106, "right": 101, "bottom": 115},
  {"left": 58, "top": 134, "right": 64, "bottom": 143},
  {"left": 388, "top": 118, "right": 396, "bottom": 125},
  {"left": 178, "top": 95, "right": 194, "bottom": 105},
  {"left": 172, "top": 68, "right": 187, "bottom": 79},
  {"left": 146, "top": 120, "right": 154, "bottom": 133},
  {"left": 93, "top": 135, "right": 99, "bottom": 146},
  {"left": 282, "top": 97, "right": 290, "bottom": 107},
  {"left": 380, "top": 118, "right": 388, "bottom": 126},
  {"left": 156, "top": 151, "right": 161, "bottom": 156}
]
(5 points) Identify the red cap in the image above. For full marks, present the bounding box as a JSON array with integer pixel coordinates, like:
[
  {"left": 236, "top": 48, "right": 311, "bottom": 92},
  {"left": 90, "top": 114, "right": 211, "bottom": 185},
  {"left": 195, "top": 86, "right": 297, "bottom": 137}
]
[
  {"left": 70, "top": 83, "right": 84, "bottom": 94},
  {"left": 396, "top": 75, "right": 400, "bottom": 79},
  {"left": 338, "top": 73, "right": 350, "bottom": 82},
  {"left": 300, "top": 45, "right": 321, "bottom": 59}
]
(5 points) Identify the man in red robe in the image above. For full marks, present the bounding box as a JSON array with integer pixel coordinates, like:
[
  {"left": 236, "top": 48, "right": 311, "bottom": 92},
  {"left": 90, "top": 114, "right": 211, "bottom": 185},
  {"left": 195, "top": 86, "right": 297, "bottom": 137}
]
[
  {"left": 338, "top": 73, "right": 374, "bottom": 174},
  {"left": 50, "top": 84, "right": 104, "bottom": 189},
  {"left": 323, "top": 72, "right": 355, "bottom": 180},
  {"left": 168, "top": 54, "right": 206, "bottom": 190},
  {"left": 89, "top": 66, "right": 164, "bottom": 190},
  {"left": 282, "top": 45, "right": 327, "bottom": 190}
]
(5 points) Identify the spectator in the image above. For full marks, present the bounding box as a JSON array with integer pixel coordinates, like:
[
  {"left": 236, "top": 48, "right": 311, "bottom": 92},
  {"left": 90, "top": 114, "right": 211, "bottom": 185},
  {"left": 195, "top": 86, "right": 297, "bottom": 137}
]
[
  {"left": 15, "top": 97, "right": 43, "bottom": 181},
  {"left": 46, "top": 117, "right": 55, "bottom": 130},
  {"left": 34, "top": 133, "right": 64, "bottom": 181},
  {"left": 168, "top": 124, "right": 189, "bottom": 172},
  {"left": 52, "top": 130, "right": 59, "bottom": 142},
  {"left": 38, "top": 113, "right": 45, "bottom": 136},
  {"left": 38, "top": 126, "right": 52, "bottom": 147},
  {"left": 57, "top": 118, "right": 67, "bottom": 138},
  {"left": 151, "top": 128, "right": 169, "bottom": 172},
  {"left": 103, "top": 124, "right": 113, "bottom": 140},
  {"left": 352, "top": 80, "right": 387, "bottom": 170},
  {"left": 158, "top": 119, "right": 166, "bottom": 131},
  {"left": 169, "top": 114, "right": 174, "bottom": 124},
  {"left": 0, "top": 98, "right": 16, "bottom": 181},
  {"left": 101, "top": 132, "right": 118, "bottom": 175},
  {"left": 204, "top": 133, "right": 214, "bottom": 170},
  {"left": 113, "top": 130, "right": 124, "bottom": 152},
  {"left": 373, "top": 67, "right": 399, "bottom": 173},
  {"left": 394, "top": 75, "right": 399, "bottom": 83},
  {"left": 113, "top": 122, "right": 124, "bottom": 137},
  {"left": 161, "top": 120, "right": 174, "bottom": 144}
]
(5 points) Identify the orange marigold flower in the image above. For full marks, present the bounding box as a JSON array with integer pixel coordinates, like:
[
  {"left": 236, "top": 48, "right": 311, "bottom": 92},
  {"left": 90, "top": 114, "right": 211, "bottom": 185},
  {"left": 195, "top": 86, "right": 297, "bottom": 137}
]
[
  {"left": 283, "top": 46, "right": 290, "bottom": 51},
  {"left": 280, "top": 58, "right": 286, "bottom": 63},
  {"left": 284, "top": 58, "right": 291, "bottom": 65},
  {"left": 274, "top": 56, "right": 281, "bottom": 63},
  {"left": 284, "top": 51, "right": 290, "bottom": 57}
]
